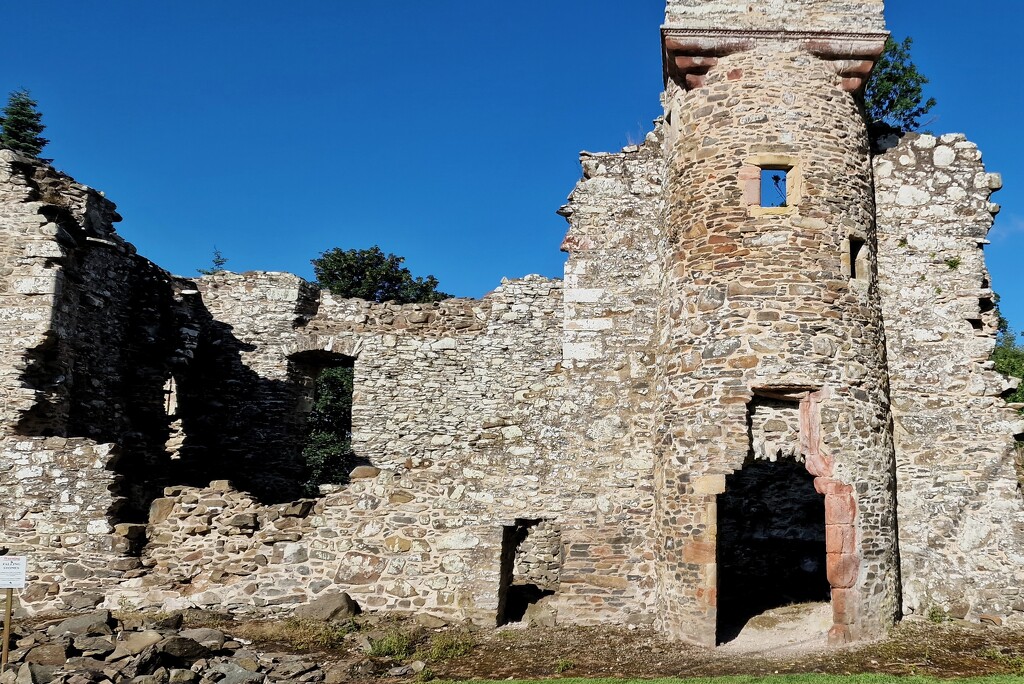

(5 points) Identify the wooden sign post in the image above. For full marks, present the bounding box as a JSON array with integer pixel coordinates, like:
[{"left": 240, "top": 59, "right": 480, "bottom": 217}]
[{"left": 0, "top": 556, "right": 26, "bottom": 674}]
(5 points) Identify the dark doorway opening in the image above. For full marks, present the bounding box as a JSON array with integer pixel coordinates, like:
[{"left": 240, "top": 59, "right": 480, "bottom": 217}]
[
  {"left": 497, "top": 519, "right": 559, "bottom": 625},
  {"left": 716, "top": 459, "right": 830, "bottom": 644}
]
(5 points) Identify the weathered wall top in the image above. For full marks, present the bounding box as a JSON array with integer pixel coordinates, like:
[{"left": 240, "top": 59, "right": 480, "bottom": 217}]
[{"left": 664, "top": 0, "right": 886, "bottom": 33}]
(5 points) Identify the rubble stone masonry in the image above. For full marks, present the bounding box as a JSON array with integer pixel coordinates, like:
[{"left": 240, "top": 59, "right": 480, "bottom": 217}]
[
  {"left": 1, "top": 0, "right": 1023, "bottom": 647},
  {"left": 874, "top": 133, "right": 1024, "bottom": 619},
  {"left": 656, "top": 43, "right": 897, "bottom": 645}
]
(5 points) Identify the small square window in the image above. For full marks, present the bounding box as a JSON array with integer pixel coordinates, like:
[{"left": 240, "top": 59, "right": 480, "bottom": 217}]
[
  {"left": 743, "top": 155, "right": 801, "bottom": 216},
  {"left": 760, "top": 168, "right": 789, "bottom": 208}
]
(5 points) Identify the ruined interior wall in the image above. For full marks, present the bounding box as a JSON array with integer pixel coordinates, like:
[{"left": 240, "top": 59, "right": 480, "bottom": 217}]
[
  {"left": 0, "top": 154, "right": 663, "bottom": 626},
  {"left": 664, "top": 0, "right": 886, "bottom": 32},
  {"left": 513, "top": 521, "right": 562, "bottom": 591},
  {"left": 749, "top": 398, "right": 803, "bottom": 462},
  {"left": 5, "top": 265, "right": 661, "bottom": 627},
  {"left": 0, "top": 150, "right": 191, "bottom": 610},
  {"left": 103, "top": 276, "right": 659, "bottom": 625},
  {"left": 173, "top": 272, "right": 322, "bottom": 500},
  {"left": 874, "top": 133, "right": 1024, "bottom": 621}
]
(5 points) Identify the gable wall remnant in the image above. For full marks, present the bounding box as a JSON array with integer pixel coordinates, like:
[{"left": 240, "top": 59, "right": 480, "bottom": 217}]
[{"left": 874, "top": 133, "right": 1024, "bottom": 619}]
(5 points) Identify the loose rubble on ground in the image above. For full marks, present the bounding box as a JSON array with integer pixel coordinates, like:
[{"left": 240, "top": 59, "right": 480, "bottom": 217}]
[{"left": 2, "top": 608, "right": 333, "bottom": 684}]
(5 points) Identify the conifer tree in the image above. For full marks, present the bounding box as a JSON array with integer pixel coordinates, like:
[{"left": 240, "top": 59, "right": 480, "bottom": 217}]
[
  {"left": 864, "top": 37, "right": 936, "bottom": 132},
  {"left": 0, "top": 89, "right": 49, "bottom": 158},
  {"left": 197, "top": 247, "right": 229, "bottom": 275}
]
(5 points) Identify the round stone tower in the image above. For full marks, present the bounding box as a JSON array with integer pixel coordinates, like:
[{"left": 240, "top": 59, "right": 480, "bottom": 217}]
[{"left": 653, "top": 1, "right": 896, "bottom": 645}]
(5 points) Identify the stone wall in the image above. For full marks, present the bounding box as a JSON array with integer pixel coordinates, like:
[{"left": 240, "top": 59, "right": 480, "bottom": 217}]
[
  {"left": 2, "top": 0, "right": 1024, "bottom": 649},
  {"left": 513, "top": 521, "right": 562, "bottom": 591},
  {"left": 656, "top": 44, "right": 898, "bottom": 645},
  {"left": 554, "top": 128, "right": 666, "bottom": 622},
  {"left": 104, "top": 270, "right": 665, "bottom": 627},
  {"left": 0, "top": 149, "right": 195, "bottom": 522},
  {"left": 874, "top": 132, "right": 1024, "bottom": 620},
  {"left": 0, "top": 150, "right": 63, "bottom": 431},
  {"left": 0, "top": 436, "right": 141, "bottom": 611}
]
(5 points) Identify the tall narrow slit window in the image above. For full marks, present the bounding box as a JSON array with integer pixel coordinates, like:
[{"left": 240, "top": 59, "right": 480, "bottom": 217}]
[{"left": 849, "top": 237, "right": 867, "bottom": 281}]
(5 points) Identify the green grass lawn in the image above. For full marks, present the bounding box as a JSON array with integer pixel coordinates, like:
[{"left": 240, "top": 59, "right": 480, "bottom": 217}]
[{"left": 443, "top": 677, "right": 1024, "bottom": 684}]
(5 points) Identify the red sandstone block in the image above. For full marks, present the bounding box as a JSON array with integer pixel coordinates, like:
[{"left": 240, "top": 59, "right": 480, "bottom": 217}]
[
  {"left": 683, "top": 541, "right": 716, "bottom": 565},
  {"left": 806, "top": 452, "right": 833, "bottom": 478},
  {"left": 742, "top": 180, "right": 760, "bottom": 206},
  {"left": 727, "top": 68, "right": 743, "bottom": 80},
  {"left": 695, "top": 585, "right": 718, "bottom": 607},
  {"left": 825, "top": 492, "right": 856, "bottom": 525},
  {"left": 826, "top": 552, "right": 859, "bottom": 589},
  {"left": 831, "top": 587, "right": 857, "bottom": 625},
  {"left": 738, "top": 166, "right": 760, "bottom": 181},
  {"left": 828, "top": 624, "right": 852, "bottom": 646},
  {"left": 826, "top": 524, "right": 856, "bottom": 555}
]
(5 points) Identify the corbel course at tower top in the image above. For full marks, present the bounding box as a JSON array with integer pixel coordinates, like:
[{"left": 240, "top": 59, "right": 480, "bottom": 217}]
[{"left": 662, "top": 0, "right": 888, "bottom": 91}]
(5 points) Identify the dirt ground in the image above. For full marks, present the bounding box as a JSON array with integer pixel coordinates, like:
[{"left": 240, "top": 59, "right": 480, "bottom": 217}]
[
  {"left": 436, "top": 621, "right": 1024, "bottom": 680},
  {"left": 438, "top": 622, "right": 1024, "bottom": 680},
  {"left": 209, "top": 609, "right": 1024, "bottom": 680}
]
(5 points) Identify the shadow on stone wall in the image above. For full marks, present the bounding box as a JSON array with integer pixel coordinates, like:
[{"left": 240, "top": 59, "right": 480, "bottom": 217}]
[
  {"left": 170, "top": 300, "right": 307, "bottom": 508},
  {"left": 13, "top": 249, "right": 315, "bottom": 523}
]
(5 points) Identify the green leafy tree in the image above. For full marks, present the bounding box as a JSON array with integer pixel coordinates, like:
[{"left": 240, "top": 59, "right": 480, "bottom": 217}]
[
  {"left": 301, "top": 365, "right": 355, "bottom": 495},
  {"left": 0, "top": 89, "right": 49, "bottom": 157},
  {"left": 864, "top": 37, "right": 936, "bottom": 132},
  {"left": 197, "top": 247, "right": 229, "bottom": 275},
  {"left": 312, "top": 245, "right": 450, "bottom": 303}
]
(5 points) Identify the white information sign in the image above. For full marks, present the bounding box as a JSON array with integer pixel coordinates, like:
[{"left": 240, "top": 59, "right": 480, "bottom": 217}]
[{"left": 0, "top": 557, "right": 26, "bottom": 590}]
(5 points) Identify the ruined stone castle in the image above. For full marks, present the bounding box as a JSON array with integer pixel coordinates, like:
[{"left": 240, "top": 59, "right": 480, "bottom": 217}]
[{"left": 2, "top": 0, "right": 1022, "bottom": 648}]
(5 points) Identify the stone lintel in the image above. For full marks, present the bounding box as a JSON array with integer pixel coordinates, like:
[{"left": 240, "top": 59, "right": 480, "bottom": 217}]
[{"left": 662, "top": 27, "right": 888, "bottom": 91}]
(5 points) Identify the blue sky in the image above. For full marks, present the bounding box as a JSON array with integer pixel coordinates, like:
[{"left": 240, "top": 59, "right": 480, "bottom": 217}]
[{"left": 4, "top": 1, "right": 1022, "bottom": 331}]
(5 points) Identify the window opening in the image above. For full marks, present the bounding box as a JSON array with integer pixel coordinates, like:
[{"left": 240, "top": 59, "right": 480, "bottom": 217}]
[
  {"left": 289, "top": 351, "right": 356, "bottom": 496},
  {"left": 760, "top": 167, "right": 789, "bottom": 208},
  {"left": 162, "top": 376, "right": 178, "bottom": 417},
  {"left": 743, "top": 155, "right": 801, "bottom": 215},
  {"left": 849, "top": 237, "right": 867, "bottom": 281}
]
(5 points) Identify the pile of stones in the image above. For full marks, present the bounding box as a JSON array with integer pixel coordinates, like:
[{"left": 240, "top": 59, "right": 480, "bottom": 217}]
[{"left": 0, "top": 609, "right": 342, "bottom": 683}]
